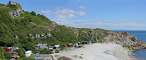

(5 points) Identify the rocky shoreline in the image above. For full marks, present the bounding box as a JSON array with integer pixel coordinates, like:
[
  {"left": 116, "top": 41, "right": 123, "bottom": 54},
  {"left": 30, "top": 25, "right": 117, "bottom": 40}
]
[
  {"left": 104, "top": 31, "right": 146, "bottom": 60},
  {"left": 104, "top": 31, "right": 146, "bottom": 51}
]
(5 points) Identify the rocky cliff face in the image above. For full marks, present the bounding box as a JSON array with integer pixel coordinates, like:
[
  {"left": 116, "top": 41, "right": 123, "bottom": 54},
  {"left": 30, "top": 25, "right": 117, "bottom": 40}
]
[{"left": 104, "top": 31, "right": 144, "bottom": 50}]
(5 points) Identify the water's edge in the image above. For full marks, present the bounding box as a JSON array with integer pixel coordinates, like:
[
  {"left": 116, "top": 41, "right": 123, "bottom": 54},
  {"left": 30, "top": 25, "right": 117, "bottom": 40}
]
[{"left": 114, "top": 31, "right": 146, "bottom": 60}]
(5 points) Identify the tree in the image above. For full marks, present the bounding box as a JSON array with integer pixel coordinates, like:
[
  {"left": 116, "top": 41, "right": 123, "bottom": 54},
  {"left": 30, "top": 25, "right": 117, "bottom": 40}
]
[{"left": 30, "top": 11, "right": 37, "bottom": 16}]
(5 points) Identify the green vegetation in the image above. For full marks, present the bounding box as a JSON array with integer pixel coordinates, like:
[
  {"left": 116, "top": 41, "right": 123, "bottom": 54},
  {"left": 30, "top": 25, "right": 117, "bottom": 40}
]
[
  {"left": 0, "top": 2, "right": 108, "bottom": 60},
  {"left": 0, "top": 48, "right": 6, "bottom": 60}
]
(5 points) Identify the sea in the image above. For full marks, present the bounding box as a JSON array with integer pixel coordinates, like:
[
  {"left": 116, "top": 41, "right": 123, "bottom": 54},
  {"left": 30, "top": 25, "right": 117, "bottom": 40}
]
[{"left": 113, "top": 31, "right": 146, "bottom": 60}]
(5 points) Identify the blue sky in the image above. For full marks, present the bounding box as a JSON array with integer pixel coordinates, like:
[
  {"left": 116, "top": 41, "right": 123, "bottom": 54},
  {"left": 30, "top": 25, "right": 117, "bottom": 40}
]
[{"left": 1, "top": 0, "right": 146, "bottom": 30}]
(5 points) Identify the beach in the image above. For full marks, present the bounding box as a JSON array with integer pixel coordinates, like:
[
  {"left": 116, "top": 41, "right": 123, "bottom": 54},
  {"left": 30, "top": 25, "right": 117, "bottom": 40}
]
[{"left": 53, "top": 43, "right": 136, "bottom": 60}]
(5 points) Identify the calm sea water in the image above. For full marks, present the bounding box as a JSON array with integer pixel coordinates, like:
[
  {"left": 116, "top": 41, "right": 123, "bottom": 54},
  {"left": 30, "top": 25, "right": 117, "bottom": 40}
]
[{"left": 114, "top": 31, "right": 146, "bottom": 60}]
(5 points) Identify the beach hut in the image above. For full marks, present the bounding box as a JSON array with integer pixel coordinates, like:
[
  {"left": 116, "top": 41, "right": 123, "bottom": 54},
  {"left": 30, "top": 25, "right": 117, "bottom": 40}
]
[
  {"left": 74, "top": 42, "right": 83, "bottom": 48},
  {"left": 54, "top": 45, "right": 60, "bottom": 48},
  {"left": 25, "top": 50, "right": 32, "bottom": 57},
  {"left": 54, "top": 45, "right": 60, "bottom": 53},
  {"left": 36, "top": 44, "right": 48, "bottom": 49},
  {"left": 48, "top": 46, "right": 54, "bottom": 54},
  {"left": 4, "top": 47, "right": 13, "bottom": 53}
]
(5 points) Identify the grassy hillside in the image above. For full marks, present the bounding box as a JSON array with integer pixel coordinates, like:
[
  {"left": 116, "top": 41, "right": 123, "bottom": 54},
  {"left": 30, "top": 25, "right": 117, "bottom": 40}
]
[{"left": 0, "top": 2, "right": 108, "bottom": 59}]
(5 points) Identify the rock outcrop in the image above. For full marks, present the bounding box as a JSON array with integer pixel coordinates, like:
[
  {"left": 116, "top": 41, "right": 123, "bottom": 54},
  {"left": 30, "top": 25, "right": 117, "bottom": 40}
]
[{"left": 104, "top": 31, "right": 144, "bottom": 50}]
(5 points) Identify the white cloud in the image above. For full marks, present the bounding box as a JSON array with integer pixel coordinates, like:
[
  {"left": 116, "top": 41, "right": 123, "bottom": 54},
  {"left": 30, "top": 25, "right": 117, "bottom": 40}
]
[
  {"left": 54, "top": 8, "right": 76, "bottom": 19},
  {"left": 78, "top": 11, "right": 86, "bottom": 16},
  {"left": 54, "top": 8, "right": 86, "bottom": 19},
  {"left": 37, "top": 8, "right": 146, "bottom": 30},
  {"left": 38, "top": 7, "right": 87, "bottom": 20}
]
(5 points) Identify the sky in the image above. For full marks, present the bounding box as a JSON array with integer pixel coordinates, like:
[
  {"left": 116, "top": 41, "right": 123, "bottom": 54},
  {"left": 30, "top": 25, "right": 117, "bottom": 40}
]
[{"left": 1, "top": 0, "right": 146, "bottom": 30}]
